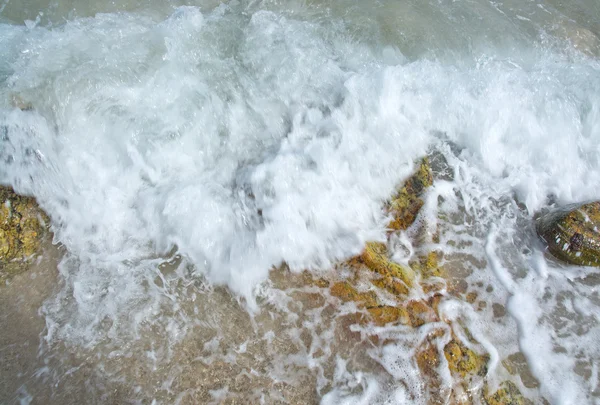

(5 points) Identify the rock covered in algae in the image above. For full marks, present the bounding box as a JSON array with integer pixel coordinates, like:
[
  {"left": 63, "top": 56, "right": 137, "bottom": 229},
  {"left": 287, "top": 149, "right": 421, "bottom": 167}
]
[
  {"left": 444, "top": 339, "right": 488, "bottom": 378},
  {"left": 323, "top": 158, "right": 531, "bottom": 403},
  {"left": 345, "top": 159, "right": 434, "bottom": 295},
  {"left": 361, "top": 241, "right": 416, "bottom": 287},
  {"left": 413, "top": 327, "right": 502, "bottom": 404},
  {"left": 328, "top": 278, "right": 440, "bottom": 328},
  {"left": 536, "top": 201, "right": 600, "bottom": 267},
  {"left": 0, "top": 186, "right": 48, "bottom": 281},
  {"left": 323, "top": 157, "right": 532, "bottom": 403},
  {"left": 485, "top": 381, "right": 531, "bottom": 405},
  {"left": 329, "top": 281, "right": 378, "bottom": 308},
  {"left": 328, "top": 158, "right": 440, "bottom": 327},
  {"left": 388, "top": 158, "right": 433, "bottom": 231}
]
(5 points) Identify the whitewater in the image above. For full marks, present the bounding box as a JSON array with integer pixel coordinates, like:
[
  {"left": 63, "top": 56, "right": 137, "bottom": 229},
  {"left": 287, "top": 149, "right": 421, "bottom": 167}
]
[{"left": 0, "top": 0, "right": 599, "bottom": 403}]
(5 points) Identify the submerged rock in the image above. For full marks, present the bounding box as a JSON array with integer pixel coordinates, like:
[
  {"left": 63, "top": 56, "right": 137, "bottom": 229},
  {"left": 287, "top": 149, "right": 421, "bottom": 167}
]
[
  {"left": 286, "top": 156, "right": 531, "bottom": 403},
  {"left": 414, "top": 327, "right": 493, "bottom": 403},
  {"left": 343, "top": 158, "right": 433, "bottom": 297},
  {"left": 0, "top": 186, "right": 49, "bottom": 282},
  {"left": 388, "top": 158, "right": 433, "bottom": 231},
  {"left": 329, "top": 281, "right": 378, "bottom": 308},
  {"left": 444, "top": 339, "right": 488, "bottom": 378},
  {"left": 10, "top": 94, "right": 33, "bottom": 111},
  {"left": 485, "top": 381, "right": 531, "bottom": 405},
  {"left": 326, "top": 158, "right": 438, "bottom": 326},
  {"left": 536, "top": 201, "right": 600, "bottom": 267},
  {"left": 361, "top": 241, "right": 415, "bottom": 287}
]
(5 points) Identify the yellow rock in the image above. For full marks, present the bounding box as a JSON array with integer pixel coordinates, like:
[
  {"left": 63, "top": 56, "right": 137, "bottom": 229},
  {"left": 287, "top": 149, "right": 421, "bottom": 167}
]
[
  {"left": 423, "top": 251, "right": 443, "bottom": 278},
  {"left": 410, "top": 251, "right": 446, "bottom": 294},
  {"left": 415, "top": 330, "right": 457, "bottom": 405},
  {"left": 388, "top": 158, "right": 433, "bottom": 231},
  {"left": 417, "top": 338, "right": 441, "bottom": 376},
  {"left": 345, "top": 158, "right": 435, "bottom": 293},
  {"left": 328, "top": 158, "right": 441, "bottom": 328},
  {"left": 329, "top": 282, "right": 410, "bottom": 326},
  {"left": 338, "top": 158, "right": 435, "bottom": 298},
  {"left": 367, "top": 305, "right": 409, "bottom": 326},
  {"left": 407, "top": 299, "right": 438, "bottom": 327},
  {"left": 485, "top": 381, "right": 530, "bottom": 405},
  {"left": 361, "top": 241, "right": 415, "bottom": 287},
  {"left": 444, "top": 339, "right": 488, "bottom": 378},
  {"left": 0, "top": 186, "right": 48, "bottom": 282},
  {"left": 329, "top": 281, "right": 378, "bottom": 308},
  {"left": 466, "top": 292, "right": 478, "bottom": 304},
  {"left": 370, "top": 276, "right": 409, "bottom": 297}
]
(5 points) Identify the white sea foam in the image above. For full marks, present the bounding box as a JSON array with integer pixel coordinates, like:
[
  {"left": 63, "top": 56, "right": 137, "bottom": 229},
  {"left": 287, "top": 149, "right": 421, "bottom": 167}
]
[{"left": 1, "top": 0, "right": 600, "bottom": 403}]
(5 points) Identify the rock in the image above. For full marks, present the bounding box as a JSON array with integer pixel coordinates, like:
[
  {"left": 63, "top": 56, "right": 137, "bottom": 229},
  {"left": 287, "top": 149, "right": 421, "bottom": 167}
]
[
  {"left": 414, "top": 329, "right": 492, "bottom": 403},
  {"left": 388, "top": 158, "right": 433, "bottom": 231},
  {"left": 536, "top": 201, "right": 600, "bottom": 267},
  {"left": 361, "top": 241, "right": 415, "bottom": 287},
  {"left": 344, "top": 158, "right": 434, "bottom": 291},
  {"left": 10, "top": 94, "right": 33, "bottom": 111},
  {"left": 444, "top": 339, "right": 488, "bottom": 378},
  {"left": 325, "top": 158, "right": 440, "bottom": 327},
  {"left": 405, "top": 299, "right": 436, "bottom": 327},
  {"left": 370, "top": 272, "right": 410, "bottom": 296},
  {"left": 320, "top": 157, "right": 504, "bottom": 399},
  {"left": 0, "top": 186, "right": 49, "bottom": 282},
  {"left": 502, "top": 352, "right": 539, "bottom": 389},
  {"left": 367, "top": 305, "right": 409, "bottom": 326},
  {"left": 329, "top": 281, "right": 378, "bottom": 308},
  {"left": 416, "top": 335, "right": 442, "bottom": 377},
  {"left": 485, "top": 381, "right": 531, "bottom": 405}
]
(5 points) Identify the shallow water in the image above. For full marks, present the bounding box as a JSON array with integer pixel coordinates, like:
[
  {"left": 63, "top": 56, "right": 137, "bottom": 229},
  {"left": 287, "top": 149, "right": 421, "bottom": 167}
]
[{"left": 0, "top": 0, "right": 599, "bottom": 403}]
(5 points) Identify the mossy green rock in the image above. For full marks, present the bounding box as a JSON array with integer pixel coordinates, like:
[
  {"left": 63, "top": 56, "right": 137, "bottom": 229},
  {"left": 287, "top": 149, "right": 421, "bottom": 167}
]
[
  {"left": 536, "top": 201, "right": 600, "bottom": 267},
  {"left": 0, "top": 186, "right": 48, "bottom": 282}
]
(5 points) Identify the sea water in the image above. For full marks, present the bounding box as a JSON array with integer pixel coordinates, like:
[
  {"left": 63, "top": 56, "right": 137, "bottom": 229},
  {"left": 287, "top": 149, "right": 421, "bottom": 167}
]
[{"left": 0, "top": 0, "right": 599, "bottom": 403}]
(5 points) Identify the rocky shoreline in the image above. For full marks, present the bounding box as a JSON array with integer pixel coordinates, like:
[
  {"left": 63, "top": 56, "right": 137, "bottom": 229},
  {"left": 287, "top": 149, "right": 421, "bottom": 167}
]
[{"left": 2, "top": 156, "right": 599, "bottom": 404}]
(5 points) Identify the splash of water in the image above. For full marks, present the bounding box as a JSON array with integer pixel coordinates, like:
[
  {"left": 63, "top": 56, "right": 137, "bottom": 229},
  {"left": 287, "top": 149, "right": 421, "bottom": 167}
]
[{"left": 1, "top": 0, "right": 600, "bottom": 403}]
